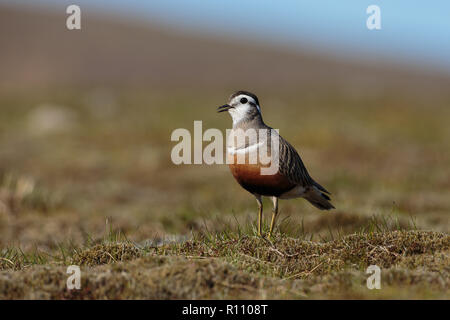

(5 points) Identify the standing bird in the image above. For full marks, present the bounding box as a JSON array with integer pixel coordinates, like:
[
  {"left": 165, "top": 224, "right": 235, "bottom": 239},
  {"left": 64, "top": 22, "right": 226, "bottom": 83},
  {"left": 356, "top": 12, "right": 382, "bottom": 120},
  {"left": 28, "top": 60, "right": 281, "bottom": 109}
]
[{"left": 218, "top": 91, "right": 334, "bottom": 238}]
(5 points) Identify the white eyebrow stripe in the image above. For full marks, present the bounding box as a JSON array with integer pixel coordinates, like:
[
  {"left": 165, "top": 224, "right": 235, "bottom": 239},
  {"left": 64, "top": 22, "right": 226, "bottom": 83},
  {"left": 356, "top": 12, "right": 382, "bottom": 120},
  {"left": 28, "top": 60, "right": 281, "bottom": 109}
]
[{"left": 227, "top": 140, "right": 265, "bottom": 155}]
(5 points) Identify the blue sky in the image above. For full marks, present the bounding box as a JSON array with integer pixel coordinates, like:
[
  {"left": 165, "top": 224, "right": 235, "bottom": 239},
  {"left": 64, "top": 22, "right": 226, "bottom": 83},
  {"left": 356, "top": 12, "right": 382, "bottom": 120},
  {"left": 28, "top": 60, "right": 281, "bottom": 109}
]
[{"left": 7, "top": 0, "right": 450, "bottom": 73}]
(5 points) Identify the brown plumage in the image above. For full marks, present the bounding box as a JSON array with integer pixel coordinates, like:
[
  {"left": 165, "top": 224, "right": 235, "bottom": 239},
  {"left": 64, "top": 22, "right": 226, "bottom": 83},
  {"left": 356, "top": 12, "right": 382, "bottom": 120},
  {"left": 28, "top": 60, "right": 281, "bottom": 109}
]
[
  {"left": 228, "top": 157, "right": 296, "bottom": 197},
  {"left": 218, "top": 90, "right": 334, "bottom": 237}
]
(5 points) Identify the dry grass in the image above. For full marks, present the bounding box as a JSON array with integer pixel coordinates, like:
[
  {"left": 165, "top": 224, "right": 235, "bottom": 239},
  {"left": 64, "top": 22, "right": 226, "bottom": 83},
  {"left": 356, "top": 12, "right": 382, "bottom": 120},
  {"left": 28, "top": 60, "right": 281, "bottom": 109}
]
[{"left": 0, "top": 230, "right": 448, "bottom": 299}]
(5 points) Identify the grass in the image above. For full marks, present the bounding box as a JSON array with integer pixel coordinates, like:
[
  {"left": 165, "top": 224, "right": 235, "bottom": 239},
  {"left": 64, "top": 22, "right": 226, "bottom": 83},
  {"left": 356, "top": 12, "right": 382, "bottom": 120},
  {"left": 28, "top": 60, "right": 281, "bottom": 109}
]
[
  {"left": 0, "top": 227, "right": 448, "bottom": 299},
  {"left": 0, "top": 88, "right": 449, "bottom": 299}
]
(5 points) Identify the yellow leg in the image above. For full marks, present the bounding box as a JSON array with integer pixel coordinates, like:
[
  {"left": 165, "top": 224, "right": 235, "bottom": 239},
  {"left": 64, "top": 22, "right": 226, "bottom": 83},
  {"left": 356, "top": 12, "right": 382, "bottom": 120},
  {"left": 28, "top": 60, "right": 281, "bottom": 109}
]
[
  {"left": 268, "top": 197, "right": 278, "bottom": 239},
  {"left": 255, "top": 195, "right": 263, "bottom": 236}
]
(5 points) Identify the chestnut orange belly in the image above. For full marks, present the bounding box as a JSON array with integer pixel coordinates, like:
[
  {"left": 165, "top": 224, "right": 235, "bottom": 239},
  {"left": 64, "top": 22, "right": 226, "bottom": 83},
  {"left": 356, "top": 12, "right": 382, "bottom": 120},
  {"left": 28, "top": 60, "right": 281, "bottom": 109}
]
[{"left": 228, "top": 162, "right": 295, "bottom": 197}]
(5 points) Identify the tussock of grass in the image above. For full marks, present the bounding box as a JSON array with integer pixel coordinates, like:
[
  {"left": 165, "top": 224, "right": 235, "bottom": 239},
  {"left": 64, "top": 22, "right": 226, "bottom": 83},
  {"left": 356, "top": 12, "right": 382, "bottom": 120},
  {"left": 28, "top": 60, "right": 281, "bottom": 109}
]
[
  {"left": 0, "top": 230, "right": 448, "bottom": 299},
  {"left": 0, "top": 231, "right": 450, "bottom": 299},
  {"left": 0, "top": 257, "right": 265, "bottom": 299},
  {"left": 70, "top": 242, "right": 143, "bottom": 267},
  {"left": 159, "top": 230, "right": 449, "bottom": 279},
  {"left": 0, "top": 247, "right": 51, "bottom": 271}
]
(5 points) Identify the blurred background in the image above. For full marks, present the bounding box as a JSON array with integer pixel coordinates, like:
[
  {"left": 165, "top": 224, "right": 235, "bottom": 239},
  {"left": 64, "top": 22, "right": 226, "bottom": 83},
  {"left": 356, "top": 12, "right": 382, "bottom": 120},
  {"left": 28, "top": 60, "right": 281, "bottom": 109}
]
[{"left": 0, "top": 1, "right": 449, "bottom": 250}]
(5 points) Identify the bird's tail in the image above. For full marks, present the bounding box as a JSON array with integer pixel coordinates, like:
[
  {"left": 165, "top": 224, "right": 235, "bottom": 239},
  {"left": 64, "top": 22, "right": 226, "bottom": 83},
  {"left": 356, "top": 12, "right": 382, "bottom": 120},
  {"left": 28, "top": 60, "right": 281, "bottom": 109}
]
[{"left": 303, "top": 186, "right": 335, "bottom": 210}]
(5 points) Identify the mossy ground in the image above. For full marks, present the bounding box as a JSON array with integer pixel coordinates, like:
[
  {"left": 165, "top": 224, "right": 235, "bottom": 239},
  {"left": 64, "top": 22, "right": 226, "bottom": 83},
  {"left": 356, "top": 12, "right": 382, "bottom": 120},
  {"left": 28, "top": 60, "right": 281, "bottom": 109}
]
[
  {"left": 0, "top": 90, "right": 449, "bottom": 299},
  {"left": 0, "top": 229, "right": 448, "bottom": 299}
]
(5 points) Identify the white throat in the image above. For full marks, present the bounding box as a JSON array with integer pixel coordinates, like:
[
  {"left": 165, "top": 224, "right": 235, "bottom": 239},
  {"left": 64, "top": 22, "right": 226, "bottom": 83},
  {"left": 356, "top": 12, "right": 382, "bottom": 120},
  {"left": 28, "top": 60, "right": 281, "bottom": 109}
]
[{"left": 229, "top": 104, "right": 252, "bottom": 126}]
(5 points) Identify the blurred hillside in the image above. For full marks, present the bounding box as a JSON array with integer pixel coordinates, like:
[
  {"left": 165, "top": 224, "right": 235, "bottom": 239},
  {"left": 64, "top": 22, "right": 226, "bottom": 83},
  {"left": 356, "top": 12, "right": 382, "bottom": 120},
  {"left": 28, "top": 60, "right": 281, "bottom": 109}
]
[{"left": 1, "top": 3, "right": 450, "bottom": 97}]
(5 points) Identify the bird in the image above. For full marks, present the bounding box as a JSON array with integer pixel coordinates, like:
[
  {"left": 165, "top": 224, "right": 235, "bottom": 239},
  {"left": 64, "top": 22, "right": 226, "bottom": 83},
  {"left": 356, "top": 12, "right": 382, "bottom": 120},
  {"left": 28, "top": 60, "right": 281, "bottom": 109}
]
[{"left": 217, "top": 90, "right": 334, "bottom": 238}]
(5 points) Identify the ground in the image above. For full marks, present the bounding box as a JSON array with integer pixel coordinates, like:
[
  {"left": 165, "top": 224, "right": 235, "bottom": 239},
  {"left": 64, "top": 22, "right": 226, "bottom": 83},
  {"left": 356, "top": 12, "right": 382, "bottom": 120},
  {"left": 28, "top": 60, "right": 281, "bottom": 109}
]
[{"left": 0, "top": 89, "right": 449, "bottom": 299}]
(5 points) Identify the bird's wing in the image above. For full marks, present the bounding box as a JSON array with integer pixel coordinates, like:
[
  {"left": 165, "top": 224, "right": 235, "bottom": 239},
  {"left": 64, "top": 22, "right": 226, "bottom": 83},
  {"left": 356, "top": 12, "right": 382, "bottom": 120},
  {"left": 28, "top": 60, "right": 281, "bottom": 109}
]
[
  {"left": 277, "top": 134, "right": 331, "bottom": 194},
  {"left": 277, "top": 135, "right": 313, "bottom": 186}
]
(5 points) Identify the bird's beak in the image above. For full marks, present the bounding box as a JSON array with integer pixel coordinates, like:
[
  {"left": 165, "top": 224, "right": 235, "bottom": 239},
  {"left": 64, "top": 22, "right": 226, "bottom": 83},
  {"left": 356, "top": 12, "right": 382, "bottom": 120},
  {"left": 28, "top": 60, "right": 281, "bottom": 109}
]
[{"left": 217, "top": 104, "right": 232, "bottom": 113}]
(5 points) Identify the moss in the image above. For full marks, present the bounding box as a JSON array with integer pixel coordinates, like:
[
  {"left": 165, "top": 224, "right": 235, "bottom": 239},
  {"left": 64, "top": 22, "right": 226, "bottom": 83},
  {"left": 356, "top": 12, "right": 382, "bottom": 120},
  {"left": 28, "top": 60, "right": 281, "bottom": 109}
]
[
  {"left": 159, "top": 230, "right": 449, "bottom": 278},
  {"left": 0, "top": 256, "right": 271, "bottom": 299},
  {"left": 0, "top": 230, "right": 448, "bottom": 299}
]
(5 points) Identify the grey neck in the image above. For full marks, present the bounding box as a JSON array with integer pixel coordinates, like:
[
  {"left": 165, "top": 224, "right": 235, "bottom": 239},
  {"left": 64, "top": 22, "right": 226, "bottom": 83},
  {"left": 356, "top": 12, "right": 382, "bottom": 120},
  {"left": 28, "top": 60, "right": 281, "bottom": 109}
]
[{"left": 233, "top": 113, "right": 267, "bottom": 130}]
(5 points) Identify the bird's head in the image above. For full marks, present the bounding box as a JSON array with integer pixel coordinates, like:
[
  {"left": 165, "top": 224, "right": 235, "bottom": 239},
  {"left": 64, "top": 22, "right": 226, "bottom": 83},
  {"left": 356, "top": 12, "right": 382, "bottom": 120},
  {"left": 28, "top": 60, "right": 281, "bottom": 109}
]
[{"left": 217, "top": 91, "right": 261, "bottom": 125}]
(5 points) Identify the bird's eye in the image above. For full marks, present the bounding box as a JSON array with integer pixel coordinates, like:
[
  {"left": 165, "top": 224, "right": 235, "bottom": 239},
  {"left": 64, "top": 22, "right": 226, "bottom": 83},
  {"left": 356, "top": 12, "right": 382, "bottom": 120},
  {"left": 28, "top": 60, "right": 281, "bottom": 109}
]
[{"left": 240, "top": 98, "right": 248, "bottom": 104}]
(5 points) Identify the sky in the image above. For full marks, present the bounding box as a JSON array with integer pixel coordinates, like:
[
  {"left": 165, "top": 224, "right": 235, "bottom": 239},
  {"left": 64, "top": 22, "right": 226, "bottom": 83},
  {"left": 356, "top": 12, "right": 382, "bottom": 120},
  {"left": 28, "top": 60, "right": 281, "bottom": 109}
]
[{"left": 5, "top": 0, "right": 450, "bottom": 73}]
